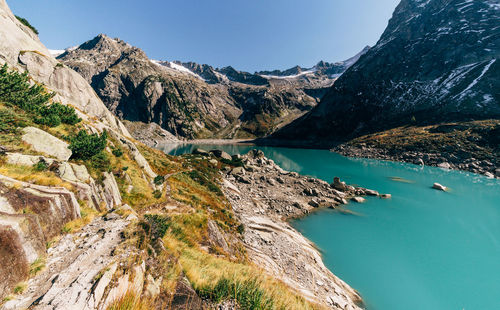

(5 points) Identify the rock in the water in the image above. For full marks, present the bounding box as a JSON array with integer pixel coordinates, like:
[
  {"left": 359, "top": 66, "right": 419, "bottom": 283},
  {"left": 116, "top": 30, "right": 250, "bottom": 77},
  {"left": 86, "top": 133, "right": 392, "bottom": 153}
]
[
  {"left": 432, "top": 183, "right": 447, "bottom": 191},
  {"left": 21, "top": 127, "right": 72, "bottom": 160},
  {"left": 210, "top": 150, "right": 232, "bottom": 161},
  {"left": 380, "top": 194, "right": 392, "bottom": 199},
  {"left": 364, "top": 189, "right": 379, "bottom": 196},
  {"left": 352, "top": 197, "right": 366, "bottom": 203},
  {"left": 332, "top": 177, "right": 347, "bottom": 191}
]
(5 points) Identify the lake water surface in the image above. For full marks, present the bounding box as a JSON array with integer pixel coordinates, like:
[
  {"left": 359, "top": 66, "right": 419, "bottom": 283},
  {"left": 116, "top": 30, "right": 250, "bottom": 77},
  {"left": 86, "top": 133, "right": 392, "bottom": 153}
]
[{"left": 163, "top": 143, "right": 500, "bottom": 310}]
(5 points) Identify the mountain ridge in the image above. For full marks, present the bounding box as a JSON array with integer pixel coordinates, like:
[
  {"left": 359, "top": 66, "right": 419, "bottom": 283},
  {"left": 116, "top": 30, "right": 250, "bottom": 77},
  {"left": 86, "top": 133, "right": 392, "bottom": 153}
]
[
  {"left": 271, "top": 0, "right": 500, "bottom": 144},
  {"left": 58, "top": 34, "right": 367, "bottom": 140}
]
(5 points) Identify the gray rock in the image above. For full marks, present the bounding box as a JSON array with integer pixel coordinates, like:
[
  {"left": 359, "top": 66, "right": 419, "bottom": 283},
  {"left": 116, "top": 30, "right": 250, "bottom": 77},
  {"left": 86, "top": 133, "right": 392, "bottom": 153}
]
[
  {"left": 0, "top": 145, "right": 6, "bottom": 155},
  {"left": 432, "top": 183, "right": 447, "bottom": 191},
  {"left": 380, "top": 194, "right": 392, "bottom": 199},
  {"left": 192, "top": 148, "right": 209, "bottom": 156},
  {"left": 494, "top": 168, "right": 500, "bottom": 177},
  {"left": 210, "top": 150, "right": 232, "bottom": 161},
  {"left": 308, "top": 199, "right": 320, "bottom": 208},
  {"left": 21, "top": 127, "right": 72, "bottom": 161},
  {"left": 231, "top": 166, "right": 245, "bottom": 175},
  {"left": 352, "top": 197, "right": 366, "bottom": 203},
  {"left": 364, "top": 189, "right": 379, "bottom": 196},
  {"left": 332, "top": 177, "right": 347, "bottom": 191},
  {"left": 437, "top": 162, "right": 451, "bottom": 169},
  {"left": 484, "top": 172, "right": 494, "bottom": 178}
]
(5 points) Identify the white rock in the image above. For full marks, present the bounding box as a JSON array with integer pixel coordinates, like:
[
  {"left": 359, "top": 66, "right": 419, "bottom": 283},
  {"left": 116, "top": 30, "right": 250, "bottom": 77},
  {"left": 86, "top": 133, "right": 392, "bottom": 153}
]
[
  {"left": 21, "top": 127, "right": 72, "bottom": 161},
  {"left": 432, "top": 183, "right": 447, "bottom": 191}
]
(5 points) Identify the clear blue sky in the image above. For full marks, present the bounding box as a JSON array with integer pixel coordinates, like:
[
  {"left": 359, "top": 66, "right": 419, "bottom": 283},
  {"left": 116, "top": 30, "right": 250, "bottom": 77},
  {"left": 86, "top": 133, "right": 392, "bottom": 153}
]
[{"left": 8, "top": 0, "right": 400, "bottom": 72}]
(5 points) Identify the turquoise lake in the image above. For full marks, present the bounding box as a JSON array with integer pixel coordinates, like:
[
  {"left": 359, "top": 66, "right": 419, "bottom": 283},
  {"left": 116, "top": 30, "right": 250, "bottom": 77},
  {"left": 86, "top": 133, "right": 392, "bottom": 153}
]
[{"left": 162, "top": 143, "right": 500, "bottom": 310}]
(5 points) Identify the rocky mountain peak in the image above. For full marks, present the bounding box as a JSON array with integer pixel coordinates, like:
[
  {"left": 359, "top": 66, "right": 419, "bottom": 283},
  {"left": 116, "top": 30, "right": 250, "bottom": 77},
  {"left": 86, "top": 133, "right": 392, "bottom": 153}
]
[{"left": 272, "top": 0, "right": 499, "bottom": 144}]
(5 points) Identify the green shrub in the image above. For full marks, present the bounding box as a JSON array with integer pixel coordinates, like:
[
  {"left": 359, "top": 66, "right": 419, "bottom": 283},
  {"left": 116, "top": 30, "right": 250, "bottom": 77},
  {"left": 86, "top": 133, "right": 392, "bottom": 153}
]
[
  {"left": 111, "top": 147, "right": 123, "bottom": 157},
  {"left": 89, "top": 152, "right": 110, "bottom": 171},
  {"left": 153, "top": 190, "right": 162, "bottom": 199},
  {"left": 33, "top": 158, "right": 48, "bottom": 171},
  {"left": 153, "top": 175, "right": 165, "bottom": 185},
  {"left": 237, "top": 224, "right": 245, "bottom": 234},
  {"left": 0, "top": 65, "right": 80, "bottom": 128},
  {"left": 69, "top": 130, "right": 108, "bottom": 160},
  {"left": 15, "top": 15, "right": 39, "bottom": 35},
  {"left": 38, "top": 102, "right": 81, "bottom": 125},
  {"left": 197, "top": 278, "right": 274, "bottom": 310}
]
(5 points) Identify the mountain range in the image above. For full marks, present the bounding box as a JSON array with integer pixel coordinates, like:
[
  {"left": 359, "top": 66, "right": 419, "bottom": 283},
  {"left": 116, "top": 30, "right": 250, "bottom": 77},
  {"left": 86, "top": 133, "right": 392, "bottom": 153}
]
[{"left": 57, "top": 36, "right": 368, "bottom": 140}]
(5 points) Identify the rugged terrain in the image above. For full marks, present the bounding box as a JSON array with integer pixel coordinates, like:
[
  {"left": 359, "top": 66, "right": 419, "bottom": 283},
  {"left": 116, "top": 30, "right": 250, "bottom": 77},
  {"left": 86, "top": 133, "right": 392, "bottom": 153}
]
[
  {"left": 332, "top": 120, "right": 500, "bottom": 178},
  {"left": 57, "top": 35, "right": 368, "bottom": 141},
  {"left": 0, "top": 0, "right": 375, "bottom": 309},
  {"left": 272, "top": 0, "right": 500, "bottom": 143}
]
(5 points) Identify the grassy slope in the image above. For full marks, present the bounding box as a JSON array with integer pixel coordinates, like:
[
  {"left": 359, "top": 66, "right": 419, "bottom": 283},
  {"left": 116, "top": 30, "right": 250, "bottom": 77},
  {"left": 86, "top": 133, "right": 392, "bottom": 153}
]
[{"left": 342, "top": 120, "right": 500, "bottom": 165}]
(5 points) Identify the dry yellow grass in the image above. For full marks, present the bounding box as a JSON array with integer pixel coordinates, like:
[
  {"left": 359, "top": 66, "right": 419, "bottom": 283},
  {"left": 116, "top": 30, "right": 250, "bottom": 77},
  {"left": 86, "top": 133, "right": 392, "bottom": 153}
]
[
  {"left": 0, "top": 164, "right": 74, "bottom": 191},
  {"left": 106, "top": 290, "right": 154, "bottom": 310},
  {"left": 61, "top": 205, "right": 100, "bottom": 233},
  {"left": 163, "top": 236, "right": 324, "bottom": 310}
]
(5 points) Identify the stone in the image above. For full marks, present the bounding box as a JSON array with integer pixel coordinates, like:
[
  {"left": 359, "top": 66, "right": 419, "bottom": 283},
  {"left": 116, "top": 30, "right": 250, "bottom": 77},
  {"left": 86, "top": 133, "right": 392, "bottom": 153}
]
[
  {"left": 171, "top": 276, "right": 203, "bottom": 310},
  {"left": 484, "top": 172, "right": 494, "bottom": 178},
  {"left": 332, "top": 177, "right": 347, "bottom": 191},
  {"left": 495, "top": 168, "right": 500, "bottom": 177},
  {"left": 0, "top": 145, "right": 7, "bottom": 155},
  {"left": 21, "top": 127, "right": 72, "bottom": 160},
  {"left": 352, "top": 197, "right": 366, "bottom": 203},
  {"left": 210, "top": 150, "right": 232, "bottom": 161},
  {"left": 380, "top": 194, "right": 392, "bottom": 199},
  {"left": 308, "top": 199, "right": 320, "bottom": 208},
  {"left": 432, "top": 183, "right": 447, "bottom": 191},
  {"left": 364, "top": 189, "right": 379, "bottom": 196},
  {"left": 231, "top": 166, "right": 245, "bottom": 175},
  {"left": 192, "top": 148, "right": 209, "bottom": 156},
  {"left": 437, "top": 162, "right": 451, "bottom": 169},
  {"left": 209, "top": 159, "right": 218, "bottom": 166}
]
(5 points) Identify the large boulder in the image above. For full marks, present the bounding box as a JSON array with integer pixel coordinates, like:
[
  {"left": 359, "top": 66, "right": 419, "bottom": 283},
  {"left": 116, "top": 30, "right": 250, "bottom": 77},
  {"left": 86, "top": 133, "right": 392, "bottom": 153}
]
[
  {"left": 210, "top": 150, "right": 232, "bottom": 161},
  {"left": 21, "top": 127, "right": 72, "bottom": 160}
]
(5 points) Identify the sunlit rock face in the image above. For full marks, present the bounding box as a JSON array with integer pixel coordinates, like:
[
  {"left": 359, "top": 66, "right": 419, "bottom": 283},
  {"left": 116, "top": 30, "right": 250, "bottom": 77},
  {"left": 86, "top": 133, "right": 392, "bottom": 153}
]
[{"left": 273, "top": 0, "right": 500, "bottom": 144}]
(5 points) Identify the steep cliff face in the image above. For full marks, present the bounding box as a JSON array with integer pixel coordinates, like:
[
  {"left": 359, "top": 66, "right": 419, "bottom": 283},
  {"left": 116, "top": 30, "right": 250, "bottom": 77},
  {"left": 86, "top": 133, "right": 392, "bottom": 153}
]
[
  {"left": 273, "top": 0, "right": 500, "bottom": 144},
  {"left": 59, "top": 35, "right": 365, "bottom": 139},
  {"left": 0, "top": 0, "right": 130, "bottom": 137}
]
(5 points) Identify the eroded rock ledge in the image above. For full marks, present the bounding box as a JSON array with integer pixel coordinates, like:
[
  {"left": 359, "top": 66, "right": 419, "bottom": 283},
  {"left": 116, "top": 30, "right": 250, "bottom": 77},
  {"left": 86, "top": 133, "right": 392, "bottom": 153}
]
[{"left": 220, "top": 150, "right": 382, "bottom": 310}]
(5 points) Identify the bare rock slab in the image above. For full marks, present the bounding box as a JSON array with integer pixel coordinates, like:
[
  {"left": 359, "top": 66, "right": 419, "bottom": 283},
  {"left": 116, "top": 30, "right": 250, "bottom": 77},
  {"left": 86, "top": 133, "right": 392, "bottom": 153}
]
[{"left": 21, "top": 127, "right": 72, "bottom": 161}]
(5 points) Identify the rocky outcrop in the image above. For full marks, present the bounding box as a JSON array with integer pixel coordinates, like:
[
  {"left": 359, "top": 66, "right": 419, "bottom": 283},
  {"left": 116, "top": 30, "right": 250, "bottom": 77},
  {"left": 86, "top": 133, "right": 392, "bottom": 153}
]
[
  {"left": 4, "top": 153, "right": 123, "bottom": 210},
  {"left": 0, "top": 0, "right": 130, "bottom": 137},
  {"left": 0, "top": 174, "right": 81, "bottom": 298},
  {"left": 2, "top": 215, "right": 131, "bottom": 310},
  {"left": 58, "top": 35, "right": 367, "bottom": 139},
  {"left": 220, "top": 150, "right": 380, "bottom": 309},
  {"left": 272, "top": 0, "right": 500, "bottom": 144},
  {"left": 122, "top": 120, "right": 179, "bottom": 147},
  {"left": 21, "top": 127, "right": 72, "bottom": 160}
]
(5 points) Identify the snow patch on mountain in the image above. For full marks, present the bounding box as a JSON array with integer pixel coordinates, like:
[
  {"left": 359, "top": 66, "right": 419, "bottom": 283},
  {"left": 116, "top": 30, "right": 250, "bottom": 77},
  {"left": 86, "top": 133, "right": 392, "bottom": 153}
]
[{"left": 151, "top": 60, "right": 205, "bottom": 81}]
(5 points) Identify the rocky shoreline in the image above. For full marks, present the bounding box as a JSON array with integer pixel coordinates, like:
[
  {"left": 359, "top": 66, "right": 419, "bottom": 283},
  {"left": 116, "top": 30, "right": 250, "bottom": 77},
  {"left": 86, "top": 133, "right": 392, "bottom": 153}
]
[
  {"left": 332, "top": 144, "right": 500, "bottom": 179},
  {"left": 214, "top": 149, "right": 388, "bottom": 309}
]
